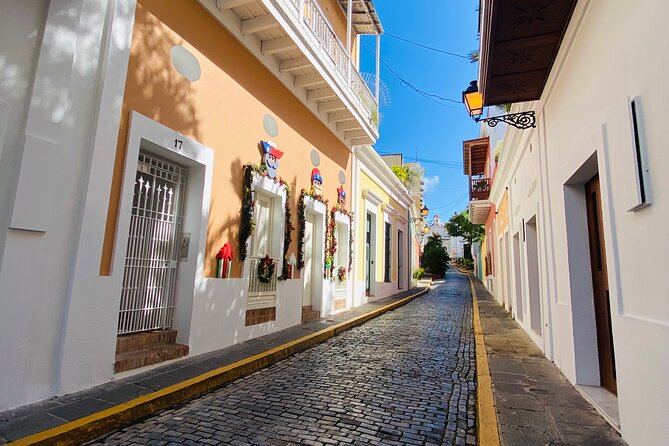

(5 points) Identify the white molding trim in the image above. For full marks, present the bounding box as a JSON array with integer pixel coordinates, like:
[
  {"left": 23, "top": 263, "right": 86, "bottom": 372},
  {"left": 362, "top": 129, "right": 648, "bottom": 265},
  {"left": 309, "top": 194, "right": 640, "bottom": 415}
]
[
  {"left": 334, "top": 210, "right": 352, "bottom": 225},
  {"left": 356, "top": 145, "right": 413, "bottom": 207},
  {"left": 381, "top": 202, "right": 397, "bottom": 216},
  {"left": 106, "top": 111, "right": 215, "bottom": 359},
  {"left": 363, "top": 188, "right": 384, "bottom": 207},
  {"left": 303, "top": 195, "right": 327, "bottom": 216}
]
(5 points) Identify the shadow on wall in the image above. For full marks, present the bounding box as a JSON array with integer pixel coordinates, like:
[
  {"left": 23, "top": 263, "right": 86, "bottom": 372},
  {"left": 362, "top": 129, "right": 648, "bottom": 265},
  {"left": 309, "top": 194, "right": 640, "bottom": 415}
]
[
  {"left": 206, "top": 157, "right": 302, "bottom": 279},
  {"left": 147, "top": 0, "right": 349, "bottom": 168},
  {"left": 100, "top": 7, "right": 202, "bottom": 275}
]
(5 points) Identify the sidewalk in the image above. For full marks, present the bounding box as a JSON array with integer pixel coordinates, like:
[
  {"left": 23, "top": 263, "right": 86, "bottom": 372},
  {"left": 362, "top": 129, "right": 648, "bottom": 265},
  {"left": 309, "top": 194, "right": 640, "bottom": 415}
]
[
  {"left": 470, "top": 277, "right": 626, "bottom": 445},
  {"left": 0, "top": 287, "right": 428, "bottom": 445}
]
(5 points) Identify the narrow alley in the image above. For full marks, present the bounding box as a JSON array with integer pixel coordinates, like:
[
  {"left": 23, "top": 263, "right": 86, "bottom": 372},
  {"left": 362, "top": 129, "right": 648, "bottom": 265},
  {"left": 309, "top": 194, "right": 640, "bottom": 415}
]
[{"left": 89, "top": 273, "right": 476, "bottom": 446}]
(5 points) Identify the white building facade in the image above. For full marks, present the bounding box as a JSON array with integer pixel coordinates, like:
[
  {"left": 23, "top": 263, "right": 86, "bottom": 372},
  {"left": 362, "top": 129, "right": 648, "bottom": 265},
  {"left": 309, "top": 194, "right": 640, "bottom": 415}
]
[
  {"left": 473, "top": 1, "right": 669, "bottom": 444},
  {"left": 423, "top": 214, "right": 464, "bottom": 260}
]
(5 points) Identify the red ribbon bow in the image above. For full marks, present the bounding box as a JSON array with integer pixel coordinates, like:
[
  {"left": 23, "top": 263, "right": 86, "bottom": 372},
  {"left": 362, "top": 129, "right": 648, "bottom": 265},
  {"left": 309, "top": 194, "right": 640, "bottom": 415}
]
[{"left": 216, "top": 243, "right": 233, "bottom": 261}]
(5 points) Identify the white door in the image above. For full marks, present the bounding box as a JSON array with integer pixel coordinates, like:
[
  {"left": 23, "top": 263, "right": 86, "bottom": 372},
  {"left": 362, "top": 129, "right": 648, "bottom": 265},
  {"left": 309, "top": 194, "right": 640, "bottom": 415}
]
[
  {"left": 248, "top": 192, "right": 277, "bottom": 302},
  {"left": 118, "top": 152, "right": 186, "bottom": 334},
  {"left": 303, "top": 213, "right": 315, "bottom": 306}
]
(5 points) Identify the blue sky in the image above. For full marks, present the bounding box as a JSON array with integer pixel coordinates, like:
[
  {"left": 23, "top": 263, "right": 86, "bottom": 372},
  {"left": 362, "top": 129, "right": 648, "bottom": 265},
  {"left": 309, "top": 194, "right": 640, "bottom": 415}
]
[{"left": 359, "top": 1, "right": 480, "bottom": 221}]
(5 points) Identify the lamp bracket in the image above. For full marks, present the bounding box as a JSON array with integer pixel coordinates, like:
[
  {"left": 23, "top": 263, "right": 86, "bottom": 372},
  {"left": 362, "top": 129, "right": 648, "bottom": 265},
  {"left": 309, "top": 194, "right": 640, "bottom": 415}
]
[{"left": 475, "top": 111, "right": 536, "bottom": 130}]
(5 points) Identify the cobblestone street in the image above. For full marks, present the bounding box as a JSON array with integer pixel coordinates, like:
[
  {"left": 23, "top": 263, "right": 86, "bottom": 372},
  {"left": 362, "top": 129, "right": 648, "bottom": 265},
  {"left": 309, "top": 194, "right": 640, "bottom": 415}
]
[{"left": 90, "top": 271, "right": 476, "bottom": 446}]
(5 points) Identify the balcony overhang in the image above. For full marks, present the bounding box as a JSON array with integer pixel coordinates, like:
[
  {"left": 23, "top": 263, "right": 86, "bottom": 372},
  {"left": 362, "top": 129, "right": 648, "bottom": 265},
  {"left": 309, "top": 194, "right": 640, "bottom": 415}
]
[
  {"left": 198, "top": 0, "right": 380, "bottom": 147},
  {"left": 479, "top": 0, "right": 577, "bottom": 106},
  {"left": 463, "top": 137, "right": 489, "bottom": 176},
  {"left": 469, "top": 200, "right": 491, "bottom": 225},
  {"left": 336, "top": 0, "right": 383, "bottom": 34}
]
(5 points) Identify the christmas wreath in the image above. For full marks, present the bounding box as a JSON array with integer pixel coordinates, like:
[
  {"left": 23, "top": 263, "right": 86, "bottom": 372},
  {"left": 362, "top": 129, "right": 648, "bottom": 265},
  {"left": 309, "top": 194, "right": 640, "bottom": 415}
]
[
  {"left": 257, "top": 255, "right": 275, "bottom": 283},
  {"left": 337, "top": 266, "right": 347, "bottom": 282}
]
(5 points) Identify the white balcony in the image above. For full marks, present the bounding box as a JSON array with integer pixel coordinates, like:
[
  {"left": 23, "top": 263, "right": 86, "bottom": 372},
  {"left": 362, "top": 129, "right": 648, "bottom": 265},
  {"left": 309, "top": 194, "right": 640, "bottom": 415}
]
[{"left": 199, "top": 0, "right": 382, "bottom": 146}]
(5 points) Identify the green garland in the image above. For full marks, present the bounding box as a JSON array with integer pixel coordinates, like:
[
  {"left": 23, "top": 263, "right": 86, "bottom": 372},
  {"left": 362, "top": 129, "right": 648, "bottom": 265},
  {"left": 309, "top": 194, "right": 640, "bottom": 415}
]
[
  {"left": 277, "top": 183, "right": 293, "bottom": 281},
  {"left": 296, "top": 189, "right": 329, "bottom": 271},
  {"left": 325, "top": 204, "right": 354, "bottom": 279},
  {"left": 239, "top": 164, "right": 256, "bottom": 262}
]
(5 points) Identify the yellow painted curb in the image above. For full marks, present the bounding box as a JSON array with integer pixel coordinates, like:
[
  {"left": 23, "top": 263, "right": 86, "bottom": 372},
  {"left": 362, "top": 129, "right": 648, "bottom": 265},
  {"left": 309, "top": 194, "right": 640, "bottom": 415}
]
[
  {"left": 467, "top": 273, "right": 501, "bottom": 446},
  {"left": 8, "top": 287, "right": 430, "bottom": 446}
]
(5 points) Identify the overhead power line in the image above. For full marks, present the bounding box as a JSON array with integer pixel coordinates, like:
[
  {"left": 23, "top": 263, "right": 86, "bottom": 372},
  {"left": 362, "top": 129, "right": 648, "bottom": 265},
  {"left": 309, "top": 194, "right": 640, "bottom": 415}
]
[
  {"left": 384, "top": 32, "right": 470, "bottom": 60},
  {"left": 429, "top": 193, "right": 469, "bottom": 212},
  {"left": 360, "top": 41, "right": 462, "bottom": 110}
]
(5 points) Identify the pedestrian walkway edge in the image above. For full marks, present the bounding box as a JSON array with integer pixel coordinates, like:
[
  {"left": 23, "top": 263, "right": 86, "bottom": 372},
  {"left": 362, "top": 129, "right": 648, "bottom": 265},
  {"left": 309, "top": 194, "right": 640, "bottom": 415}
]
[
  {"left": 466, "top": 273, "right": 501, "bottom": 446},
  {"left": 8, "top": 287, "right": 430, "bottom": 446}
]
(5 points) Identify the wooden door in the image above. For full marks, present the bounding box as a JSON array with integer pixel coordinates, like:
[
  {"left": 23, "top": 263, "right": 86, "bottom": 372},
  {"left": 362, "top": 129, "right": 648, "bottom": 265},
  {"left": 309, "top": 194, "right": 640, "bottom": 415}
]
[{"left": 585, "top": 175, "right": 617, "bottom": 395}]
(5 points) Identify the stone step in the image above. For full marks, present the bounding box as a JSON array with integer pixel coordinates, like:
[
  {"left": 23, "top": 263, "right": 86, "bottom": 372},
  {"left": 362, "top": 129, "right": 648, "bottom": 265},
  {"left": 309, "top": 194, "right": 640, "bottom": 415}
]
[
  {"left": 301, "top": 306, "right": 321, "bottom": 324},
  {"left": 114, "top": 343, "right": 189, "bottom": 373},
  {"left": 116, "top": 330, "right": 178, "bottom": 354}
]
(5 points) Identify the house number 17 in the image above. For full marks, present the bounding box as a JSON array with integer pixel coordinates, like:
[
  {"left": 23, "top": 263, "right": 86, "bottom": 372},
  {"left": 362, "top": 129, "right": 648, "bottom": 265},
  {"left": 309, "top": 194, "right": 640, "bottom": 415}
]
[{"left": 174, "top": 139, "right": 183, "bottom": 150}]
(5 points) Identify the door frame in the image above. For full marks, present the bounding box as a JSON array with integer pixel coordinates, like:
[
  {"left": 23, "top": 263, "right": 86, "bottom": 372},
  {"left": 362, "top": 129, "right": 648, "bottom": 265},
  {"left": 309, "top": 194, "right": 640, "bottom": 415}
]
[
  {"left": 397, "top": 228, "right": 404, "bottom": 289},
  {"left": 301, "top": 195, "right": 326, "bottom": 313},
  {"left": 585, "top": 174, "right": 617, "bottom": 395},
  {"left": 113, "top": 111, "right": 214, "bottom": 346}
]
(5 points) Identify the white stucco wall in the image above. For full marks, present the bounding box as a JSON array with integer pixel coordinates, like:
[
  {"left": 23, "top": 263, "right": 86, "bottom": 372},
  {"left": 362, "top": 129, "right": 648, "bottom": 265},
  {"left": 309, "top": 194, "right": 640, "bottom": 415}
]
[
  {"left": 0, "top": 0, "right": 139, "bottom": 410},
  {"left": 488, "top": 1, "right": 669, "bottom": 444}
]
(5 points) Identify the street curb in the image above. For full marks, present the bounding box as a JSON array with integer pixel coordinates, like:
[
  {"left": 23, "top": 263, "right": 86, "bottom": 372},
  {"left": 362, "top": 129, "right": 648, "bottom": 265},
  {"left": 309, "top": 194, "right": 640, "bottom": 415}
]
[
  {"left": 465, "top": 272, "right": 501, "bottom": 446},
  {"left": 8, "top": 287, "right": 430, "bottom": 446}
]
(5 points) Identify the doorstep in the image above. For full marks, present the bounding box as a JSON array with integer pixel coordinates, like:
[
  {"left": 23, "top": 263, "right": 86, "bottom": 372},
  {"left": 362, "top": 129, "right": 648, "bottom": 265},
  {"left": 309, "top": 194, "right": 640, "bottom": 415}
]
[
  {"left": 576, "top": 384, "right": 621, "bottom": 432},
  {"left": 0, "top": 285, "right": 430, "bottom": 445}
]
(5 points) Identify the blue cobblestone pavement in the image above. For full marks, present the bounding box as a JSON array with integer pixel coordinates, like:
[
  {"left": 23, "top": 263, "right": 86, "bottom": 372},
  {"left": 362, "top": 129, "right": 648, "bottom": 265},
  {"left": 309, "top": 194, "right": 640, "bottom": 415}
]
[{"left": 89, "top": 271, "right": 476, "bottom": 446}]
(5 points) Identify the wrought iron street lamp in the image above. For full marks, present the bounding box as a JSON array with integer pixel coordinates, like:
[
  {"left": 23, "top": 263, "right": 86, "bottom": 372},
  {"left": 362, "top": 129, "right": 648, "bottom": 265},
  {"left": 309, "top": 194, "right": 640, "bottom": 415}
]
[
  {"left": 421, "top": 206, "right": 429, "bottom": 217},
  {"left": 462, "top": 81, "right": 536, "bottom": 130}
]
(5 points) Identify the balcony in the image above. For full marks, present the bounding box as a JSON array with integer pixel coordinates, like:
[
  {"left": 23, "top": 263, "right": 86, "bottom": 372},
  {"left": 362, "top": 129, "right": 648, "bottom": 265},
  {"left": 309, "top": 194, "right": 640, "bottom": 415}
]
[
  {"left": 470, "top": 177, "right": 490, "bottom": 201},
  {"left": 198, "top": 0, "right": 382, "bottom": 146},
  {"left": 463, "top": 137, "right": 491, "bottom": 224}
]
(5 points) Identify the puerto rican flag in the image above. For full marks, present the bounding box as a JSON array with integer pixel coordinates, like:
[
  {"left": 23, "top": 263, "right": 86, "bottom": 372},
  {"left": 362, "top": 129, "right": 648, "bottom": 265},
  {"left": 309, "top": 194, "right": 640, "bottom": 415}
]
[{"left": 261, "top": 140, "right": 283, "bottom": 159}]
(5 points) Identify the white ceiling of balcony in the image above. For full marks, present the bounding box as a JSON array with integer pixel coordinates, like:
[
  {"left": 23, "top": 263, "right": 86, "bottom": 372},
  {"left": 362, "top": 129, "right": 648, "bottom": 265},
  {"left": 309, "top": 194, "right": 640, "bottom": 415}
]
[
  {"left": 205, "top": 0, "right": 376, "bottom": 146},
  {"left": 337, "top": 0, "right": 383, "bottom": 34}
]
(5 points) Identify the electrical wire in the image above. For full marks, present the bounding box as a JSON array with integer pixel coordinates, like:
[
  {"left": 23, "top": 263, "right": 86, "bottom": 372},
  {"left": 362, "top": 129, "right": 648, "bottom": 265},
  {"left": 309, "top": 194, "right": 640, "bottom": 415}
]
[
  {"left": 428, "top": 193, "right": 468, "bottom": 212},
  {"left": 360, "top": 40, "right": 463, "bottom": 109},
  {"left": 384, "top": 32, "right": 470, "bottom": 60},
  {"left": 375, "top": 149, "right": 463, "bottom": 169}
]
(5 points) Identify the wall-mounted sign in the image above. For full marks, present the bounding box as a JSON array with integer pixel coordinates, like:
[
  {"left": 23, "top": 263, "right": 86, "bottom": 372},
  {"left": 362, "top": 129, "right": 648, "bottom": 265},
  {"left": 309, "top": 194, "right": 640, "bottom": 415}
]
[{"left": 179, "top": 233, "right": 191, "bottom": 262}]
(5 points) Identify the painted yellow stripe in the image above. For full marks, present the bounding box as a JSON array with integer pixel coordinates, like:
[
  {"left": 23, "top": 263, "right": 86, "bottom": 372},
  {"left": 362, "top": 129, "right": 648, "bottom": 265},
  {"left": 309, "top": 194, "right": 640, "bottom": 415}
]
[
  {"left": 467, "top": 273, "right": 501, "bottom": 446},
  {"left": 8, "top": 286, "right": 430, "bottom": 446}
]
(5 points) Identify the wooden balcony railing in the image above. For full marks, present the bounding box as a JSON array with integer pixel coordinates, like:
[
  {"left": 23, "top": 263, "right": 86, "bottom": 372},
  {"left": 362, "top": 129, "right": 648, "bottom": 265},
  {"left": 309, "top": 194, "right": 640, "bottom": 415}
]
[{"left": 470, "top": 177, "right": 490, "bottom": 201}]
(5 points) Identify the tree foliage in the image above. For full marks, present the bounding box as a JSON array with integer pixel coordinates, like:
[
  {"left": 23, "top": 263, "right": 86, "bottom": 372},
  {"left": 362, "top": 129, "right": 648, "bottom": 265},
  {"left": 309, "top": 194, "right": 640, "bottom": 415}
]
[
  {"left": 391, "top": 165, "right": 410, "bottom": 185},
  {"left": 420, "top": 234, "right": 450, "bottom": 277},
  {"left": 446, "top": 210, "right": 484, "bottom": 255}
]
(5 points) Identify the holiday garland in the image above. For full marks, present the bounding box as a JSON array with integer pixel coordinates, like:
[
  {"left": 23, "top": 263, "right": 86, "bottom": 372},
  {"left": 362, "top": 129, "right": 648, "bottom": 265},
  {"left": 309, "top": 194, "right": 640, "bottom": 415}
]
[
  {"left": 324, "top": 204, "right": 354, "bottom": 280},
  {"left": 296, "top": 189, "right": 328, "bottom": 271},
  {"left": 277, "top": 183, "right": 293, "bottom": 281},
  {"left": 239, "top": 164, "right": 256, "bottom": 262},
  {"left": 239, "top": 163, "right": 293, "bottom": 281}
]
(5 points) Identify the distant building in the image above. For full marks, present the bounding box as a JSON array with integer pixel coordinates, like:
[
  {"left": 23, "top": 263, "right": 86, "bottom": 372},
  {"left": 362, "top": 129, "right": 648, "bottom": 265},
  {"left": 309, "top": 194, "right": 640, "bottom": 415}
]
[
  {"left": 380, "top": 154, "right": 427, "bottom": 240},
  {"left": 423, "top": 214, "right": 464, "bottom": 259}
]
